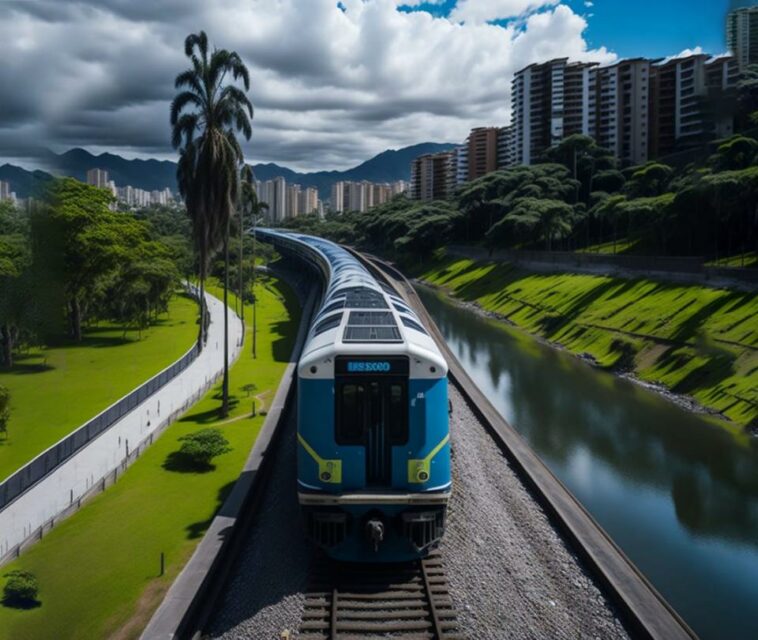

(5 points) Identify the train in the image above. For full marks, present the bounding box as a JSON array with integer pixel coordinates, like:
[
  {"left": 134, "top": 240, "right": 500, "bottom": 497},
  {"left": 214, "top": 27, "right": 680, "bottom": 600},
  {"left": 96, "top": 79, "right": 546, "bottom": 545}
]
[{"left": 255, "top": 229, "right": 450, "bottom": 562}]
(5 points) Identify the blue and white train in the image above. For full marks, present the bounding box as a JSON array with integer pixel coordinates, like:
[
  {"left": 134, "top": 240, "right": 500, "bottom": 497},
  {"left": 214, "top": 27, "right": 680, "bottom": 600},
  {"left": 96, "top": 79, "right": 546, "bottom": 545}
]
[{"left": 256, "top": 229, "right": 450, "bottom": 562}]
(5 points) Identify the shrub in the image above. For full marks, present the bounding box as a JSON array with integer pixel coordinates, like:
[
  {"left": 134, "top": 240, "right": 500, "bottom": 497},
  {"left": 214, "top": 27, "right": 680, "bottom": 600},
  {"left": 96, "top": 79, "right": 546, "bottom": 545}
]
[
  {"left": 610, "top": 338, "right": 637, "bottom": 371},
  {"left": 178, "top": 428, "right": 231, "bottom": 467},
  {"left": 3, "top": 570, "right": 39, "bottom": 606}
]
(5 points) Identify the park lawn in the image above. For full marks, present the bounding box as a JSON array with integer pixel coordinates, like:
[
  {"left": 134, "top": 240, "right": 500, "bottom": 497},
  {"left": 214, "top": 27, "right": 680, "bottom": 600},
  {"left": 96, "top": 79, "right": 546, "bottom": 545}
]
[
  {"left": 0, "top": 273, "right": 301, "bottom": 640},
  {"left": 0, "top": 292, "right": 199, "bottom": 480},
  {"left": 414, "top": 253, "right": 758, "bottom": 429}
]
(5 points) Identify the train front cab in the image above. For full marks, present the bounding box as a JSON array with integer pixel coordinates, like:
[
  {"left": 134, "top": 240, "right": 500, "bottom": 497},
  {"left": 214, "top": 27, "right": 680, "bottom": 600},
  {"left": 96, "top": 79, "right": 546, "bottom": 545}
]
[{"left": 298, "top": 353, "right": 450, "bottom": 562}]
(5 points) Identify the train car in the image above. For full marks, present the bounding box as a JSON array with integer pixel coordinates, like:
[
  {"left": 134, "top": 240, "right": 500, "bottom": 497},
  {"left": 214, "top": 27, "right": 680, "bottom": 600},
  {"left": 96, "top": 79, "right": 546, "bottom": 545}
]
[{"left": 256, "top": 229, "right": 450, "bottom": 562}]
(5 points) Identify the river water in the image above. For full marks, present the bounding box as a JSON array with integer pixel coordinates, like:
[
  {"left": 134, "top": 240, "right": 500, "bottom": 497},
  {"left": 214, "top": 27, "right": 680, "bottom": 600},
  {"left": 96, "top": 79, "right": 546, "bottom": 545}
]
[{"left": 416, "top": 284, "right": 758, "bottom": 640}]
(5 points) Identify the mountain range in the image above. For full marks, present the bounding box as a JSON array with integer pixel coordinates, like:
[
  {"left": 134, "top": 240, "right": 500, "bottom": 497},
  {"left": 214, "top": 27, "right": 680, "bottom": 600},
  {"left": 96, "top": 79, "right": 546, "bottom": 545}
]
[{"left": 0, "top": 142, "right": 456, "bottom": 200}]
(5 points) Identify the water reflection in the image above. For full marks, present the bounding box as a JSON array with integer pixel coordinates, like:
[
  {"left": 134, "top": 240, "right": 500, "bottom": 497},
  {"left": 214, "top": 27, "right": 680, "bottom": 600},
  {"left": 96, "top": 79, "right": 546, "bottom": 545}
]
[{"left": 418, "top": 285, "right": 758, "bottom": 640}]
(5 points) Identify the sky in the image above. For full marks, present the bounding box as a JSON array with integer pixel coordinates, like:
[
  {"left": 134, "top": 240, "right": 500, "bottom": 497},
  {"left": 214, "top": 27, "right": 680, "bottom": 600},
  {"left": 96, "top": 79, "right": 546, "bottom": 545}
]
[{"left": 0, "top": 0, "right": 739, "bottom": 172}]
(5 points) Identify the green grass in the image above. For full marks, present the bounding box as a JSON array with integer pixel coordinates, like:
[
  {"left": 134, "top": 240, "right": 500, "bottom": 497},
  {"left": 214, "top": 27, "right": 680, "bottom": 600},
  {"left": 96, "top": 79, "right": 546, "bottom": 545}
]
[
  {"left": 704, "top": 252, "right": 758, "bottom": 268},
  {"left": 414, "top": 253, "right": 758, "bottom": 429},
  {"left": 576, "top": 238, "right": 640, "bottom": 254},
  {"left": 0, "top": 273, "right": 300, "bottom": 640},
  {"left": 0, "top": 293, "right": 199, "bottom": 480}
]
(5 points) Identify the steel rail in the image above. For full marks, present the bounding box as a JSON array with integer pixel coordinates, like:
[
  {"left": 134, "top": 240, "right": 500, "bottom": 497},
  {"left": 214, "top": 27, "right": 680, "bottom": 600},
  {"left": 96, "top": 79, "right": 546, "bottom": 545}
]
[{"left": 349, "top": 247, "right": 697, "bottom": 640}]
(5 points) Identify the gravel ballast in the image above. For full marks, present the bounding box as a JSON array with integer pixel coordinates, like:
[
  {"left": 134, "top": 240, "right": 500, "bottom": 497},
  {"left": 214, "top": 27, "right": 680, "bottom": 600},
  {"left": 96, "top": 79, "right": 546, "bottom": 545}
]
[
  {"left": 207, "top": 409, "right": 310, "bottom": 639},
  {"left": 442, "top": 384, "right": 629, "bottom": 639},
  {"left": 205, "top": 386, "right": 629, "bottom": 639}
]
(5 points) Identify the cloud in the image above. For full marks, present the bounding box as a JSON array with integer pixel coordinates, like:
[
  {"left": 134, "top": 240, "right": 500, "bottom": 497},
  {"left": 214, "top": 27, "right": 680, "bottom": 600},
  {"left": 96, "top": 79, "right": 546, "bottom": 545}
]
[
  {"left": 657, "top": 46, "right": 705, "bottom": 65},
  {"left": 450, "top": 0, "right": 560, "bottom": 24},
  {"left": 584, "top": 1, "right": 593, "bottom": 7},
  {"left": 0, "top": 0, "right": 615, "bottom": 171}
]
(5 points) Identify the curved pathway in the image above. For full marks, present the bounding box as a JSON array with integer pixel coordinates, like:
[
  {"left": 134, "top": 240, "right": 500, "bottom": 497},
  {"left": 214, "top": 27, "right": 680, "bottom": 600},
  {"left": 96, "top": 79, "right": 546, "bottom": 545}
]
[{"left": 0, "top": 291, "right": 243, "bottom": 562}]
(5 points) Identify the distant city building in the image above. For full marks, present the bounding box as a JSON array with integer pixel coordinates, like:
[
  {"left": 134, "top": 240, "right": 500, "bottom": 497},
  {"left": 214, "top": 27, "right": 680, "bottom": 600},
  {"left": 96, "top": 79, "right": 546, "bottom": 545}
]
[
  {"left": 331, "top": 181, "right": 344, "bottom": 213},
  {"left": 86, "top": 168, "right": 109, "bottom": 188},
  {"left": 727, "top": 5, "right": 758, "bottom": 71},
  {"left": 85, "top": 168, "right": 173, "bottom": 208},
  {"left": 255, "top": 176, "right": 324, "bottom": 219},
  {"left": 0, "top": 180, "right": 11, "bottom": 202},
  {"left": 410, "top": 151, "right": 456, "bottom": 201},
  {"left": 330, "top": 179, "right": 408, "bottom": 213},
  {"left": 114, "top": 182, "right": 173, "bottom": 207}
]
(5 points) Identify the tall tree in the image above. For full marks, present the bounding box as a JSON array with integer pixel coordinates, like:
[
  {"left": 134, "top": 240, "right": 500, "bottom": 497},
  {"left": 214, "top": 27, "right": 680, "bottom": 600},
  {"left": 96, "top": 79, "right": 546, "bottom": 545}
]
[
  {"left": 0, "top": 385, "right": 9, "bottom": 440},
  {"left": 171, "top": 31, "right": 253, "bottom": 417},
  {"left": 239, "top": 165, "right": 268, "bottom": 358},
  {"left": 46, "top": 179, "right": 126, "bottom": 341}
]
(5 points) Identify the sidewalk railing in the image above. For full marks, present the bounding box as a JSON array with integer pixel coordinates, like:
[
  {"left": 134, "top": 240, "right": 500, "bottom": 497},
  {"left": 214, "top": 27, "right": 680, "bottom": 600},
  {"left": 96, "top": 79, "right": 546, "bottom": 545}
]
[{"left": 0, "top": 287, "right": 204, "bottom": 511}]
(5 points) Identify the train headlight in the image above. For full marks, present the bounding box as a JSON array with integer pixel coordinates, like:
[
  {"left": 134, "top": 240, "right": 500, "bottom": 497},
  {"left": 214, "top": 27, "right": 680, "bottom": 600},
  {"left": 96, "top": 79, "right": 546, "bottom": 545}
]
[
  {"left": 417, "top": 470, "right": 429, "bottom": 482},
  {"left": 320, "top": 471, "right": 332, "bottom": 481}
]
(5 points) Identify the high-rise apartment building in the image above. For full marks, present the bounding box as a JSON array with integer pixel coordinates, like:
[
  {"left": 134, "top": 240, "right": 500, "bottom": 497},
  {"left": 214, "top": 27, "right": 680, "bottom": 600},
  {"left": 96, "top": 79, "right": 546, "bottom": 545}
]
[
  {"left": 410, "top": 151, "right": 455, "bottom": 201},
  {"left": 299, "top": 187, "right": 319, "bottom": 215},
  {"left": 465, "top": 127, "right": 500, "bottom": 181},
  {"left": 286, "top": 183, "right": 301, "bottom": 219},
  {"left": 454, "top": 144, "right": 469, "bottom": 185},
  {"left": 589, "top": 58, "right": 653, "bottom": 166},
  {"left": 255, "top": 176, "right": 287, "bottom": 222},
  {"left": 727, "top": 5, "right": 758, "bottom": 70},
  {"left": 86, "top": 168, "right": 109, "bottom": 188},
  {"left": 498, "top": 125, "right": 516, "bottom": 168},
  {"left": 330, "top": 180, "right": 406, "bottom": 212},
  {"left": 331, "top": 182, "right": 345, "bottom": 213},
  {"left": 650, "top": 53, "right": 738, "bottom": 157},
  {"left": 255, "top": 178, "right": 322, "bottom": 218},
  {"left": 0, "top": 181, "right": 10, "bottom": 201},
  {"left": 511, "top": 58, "right": 597, "bottom": 165}
]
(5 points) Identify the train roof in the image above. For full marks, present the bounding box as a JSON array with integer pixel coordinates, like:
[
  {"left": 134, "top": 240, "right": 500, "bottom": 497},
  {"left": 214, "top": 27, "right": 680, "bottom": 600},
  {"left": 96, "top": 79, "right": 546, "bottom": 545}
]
[{"left": 255, "top": 229, "right": 447, "bottom": 374}]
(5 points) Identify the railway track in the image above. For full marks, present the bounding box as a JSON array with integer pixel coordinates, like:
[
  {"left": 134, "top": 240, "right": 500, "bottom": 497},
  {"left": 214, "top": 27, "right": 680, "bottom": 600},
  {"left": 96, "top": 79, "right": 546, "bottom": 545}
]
[
  {"left": 299, "top": 553, "right": 462, "bottom": 640},
  {"left": 350, "top": 248, "right": 696, "bottom": 640}
]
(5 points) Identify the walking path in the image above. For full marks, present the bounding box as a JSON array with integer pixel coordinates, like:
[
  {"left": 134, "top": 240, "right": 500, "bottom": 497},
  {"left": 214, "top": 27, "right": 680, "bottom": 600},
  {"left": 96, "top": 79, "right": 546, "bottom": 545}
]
[{"left": 0, "top": 291, "right": 243, "bottom": 563}]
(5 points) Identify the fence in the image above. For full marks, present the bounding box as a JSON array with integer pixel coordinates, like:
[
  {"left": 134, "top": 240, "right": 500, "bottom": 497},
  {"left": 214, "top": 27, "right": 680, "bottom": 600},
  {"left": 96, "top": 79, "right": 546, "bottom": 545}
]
[
  {"left": 447, "top": 246, "right": 758, "bottom": 286},
  {"left": 0, "top": 371, "right": 217, "bottom": 564},
  {"left": 0, "top": 286, "right": 205, "bottom": 511}
]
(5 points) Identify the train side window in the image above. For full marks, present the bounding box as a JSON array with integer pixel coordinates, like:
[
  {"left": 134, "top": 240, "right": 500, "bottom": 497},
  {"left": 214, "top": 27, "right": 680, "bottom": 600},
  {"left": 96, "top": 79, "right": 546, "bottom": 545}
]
[
  {"left": 387, "top": 383, "right": 408, "bottom": 444},
  {"left": 337, "top": 383, "right": 365, "bottom": 445}
]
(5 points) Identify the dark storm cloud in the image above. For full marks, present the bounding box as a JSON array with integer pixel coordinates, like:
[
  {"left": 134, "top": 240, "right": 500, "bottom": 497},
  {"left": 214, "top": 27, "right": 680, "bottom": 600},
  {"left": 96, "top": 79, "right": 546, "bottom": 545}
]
[{"left": 0, "top": 0, "right": 614, "bottom": 170}]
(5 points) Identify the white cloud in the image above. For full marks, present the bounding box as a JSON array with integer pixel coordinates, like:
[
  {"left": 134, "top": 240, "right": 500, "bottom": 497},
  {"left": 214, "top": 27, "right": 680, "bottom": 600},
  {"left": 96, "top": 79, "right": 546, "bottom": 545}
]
[
  {"left": 657, "top": 46, "right": 704, "bottom": 65},
  {"left": 450, "top": 0, "right": 560, "bottom": 24},
  {"left": 0, "top": 0, "right": 616, "bottom": 171},
  {"left": 584, "top": 1, "right": 593, "bottom": 7}
]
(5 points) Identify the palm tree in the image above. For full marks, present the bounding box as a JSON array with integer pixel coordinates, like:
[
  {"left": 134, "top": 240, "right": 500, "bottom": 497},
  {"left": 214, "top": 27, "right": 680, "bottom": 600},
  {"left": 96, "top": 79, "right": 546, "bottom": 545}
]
[{"left": 171, "top": 31, "right": 253, "bottom": 417}]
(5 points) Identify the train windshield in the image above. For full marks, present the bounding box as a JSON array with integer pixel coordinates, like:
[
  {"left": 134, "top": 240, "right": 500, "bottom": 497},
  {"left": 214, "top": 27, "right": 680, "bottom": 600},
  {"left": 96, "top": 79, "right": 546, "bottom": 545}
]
[
  {"left": 336, "top": 380, "right": 408, "bottom": 446},
  {"left": 336, "top": 369, "right": 408, "bottom": 485}
]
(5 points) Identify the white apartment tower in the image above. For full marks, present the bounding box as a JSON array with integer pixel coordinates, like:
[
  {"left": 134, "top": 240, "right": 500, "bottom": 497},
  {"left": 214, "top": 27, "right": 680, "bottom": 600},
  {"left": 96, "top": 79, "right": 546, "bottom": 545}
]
[
  {"left": 511, "top": 59, "right": 596, "bottom": 165},
  {"left": 727, "top": 5, "right": 758, "bottom": 71},
  {"left": 589, "top": 59, "right": 652, "bottom": 166},
  {"left": 86, "top": 168, "right": 109, "bottom": 188}
]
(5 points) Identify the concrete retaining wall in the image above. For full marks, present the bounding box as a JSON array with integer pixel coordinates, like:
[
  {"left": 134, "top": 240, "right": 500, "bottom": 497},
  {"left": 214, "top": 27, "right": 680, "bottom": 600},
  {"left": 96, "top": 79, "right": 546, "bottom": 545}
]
[{"left": 448, "top": 245, "right": 758, "bottom": 289}]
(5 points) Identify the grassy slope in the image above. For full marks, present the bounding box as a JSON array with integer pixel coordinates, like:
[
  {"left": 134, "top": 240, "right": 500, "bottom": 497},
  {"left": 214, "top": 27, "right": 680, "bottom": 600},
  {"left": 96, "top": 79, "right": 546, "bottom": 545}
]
[
  {"left": 0, "top": 274, "right": 300, "bottom": 640},
  {"left": 414, "top": 254, "right": 758, "bottom": 429},
  {"left": 0, "top": 293, "right": 199, "bottom": 480}
]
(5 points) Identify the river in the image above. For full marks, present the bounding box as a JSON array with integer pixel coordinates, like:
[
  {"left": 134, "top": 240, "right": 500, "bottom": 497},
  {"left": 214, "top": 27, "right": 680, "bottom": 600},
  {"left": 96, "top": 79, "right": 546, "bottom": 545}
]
[{"left": 416, "top": 284, "right": 758, "bottom": 640}]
